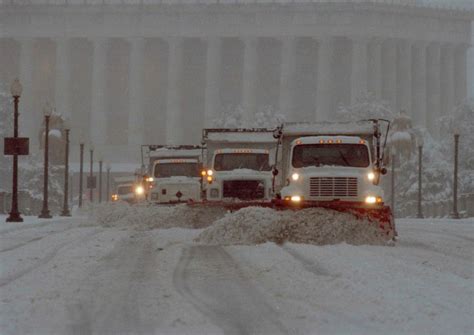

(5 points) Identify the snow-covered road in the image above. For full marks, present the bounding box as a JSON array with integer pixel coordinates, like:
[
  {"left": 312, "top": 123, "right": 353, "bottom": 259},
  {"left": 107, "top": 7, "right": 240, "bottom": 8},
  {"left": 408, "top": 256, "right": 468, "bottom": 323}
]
[{"left": 0, "top": 214, "right": 472, "bottom": 335}]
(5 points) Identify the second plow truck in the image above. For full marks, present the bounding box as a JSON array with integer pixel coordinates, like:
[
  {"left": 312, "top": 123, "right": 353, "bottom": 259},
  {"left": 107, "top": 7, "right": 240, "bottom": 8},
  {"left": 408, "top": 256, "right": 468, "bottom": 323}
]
[
  {"left": 141, "top": 145, "right": 203, "bottom": 203},
  {"left": 272, "top": 119, "right": 397, "bottom": 239},
  {"left": 201, "top": 128, "right": 277, "bottom": 207}
]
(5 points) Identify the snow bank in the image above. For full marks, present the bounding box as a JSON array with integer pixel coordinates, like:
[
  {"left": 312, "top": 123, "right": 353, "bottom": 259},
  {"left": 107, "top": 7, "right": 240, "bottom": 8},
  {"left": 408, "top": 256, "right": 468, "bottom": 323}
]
[
  {"left": 90, "top": 202, "right": 226, "bottom": 230},
  {"left": 197, "top": 207, "right": 390, "bottom": 246}
]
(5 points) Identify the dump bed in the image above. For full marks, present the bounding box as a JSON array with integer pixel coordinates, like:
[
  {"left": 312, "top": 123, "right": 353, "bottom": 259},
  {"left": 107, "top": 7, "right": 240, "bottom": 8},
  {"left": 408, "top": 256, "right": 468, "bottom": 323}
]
[
  {"left": 202, "top": 128, "right": 277, "bottom": 167},
  {"left": 141, "top": 145, "right": 203, "bottom": 175}
]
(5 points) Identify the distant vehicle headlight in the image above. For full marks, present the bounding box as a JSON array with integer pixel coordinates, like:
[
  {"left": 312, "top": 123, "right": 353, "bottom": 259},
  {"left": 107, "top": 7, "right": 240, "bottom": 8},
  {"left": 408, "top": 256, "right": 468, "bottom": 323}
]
[
  {"left": 207, "top": 170, "right": 213, "bottom": 176},
  {"left": 135, "top": 185, "right": 145, "bottom": 195},
  {"left": 146, "top": 177, "right": 154, "bottom": 182},
  {"left": 367, "top": 172, "right": 375, "bottom": 181},
  {"left": 291, "top": 173, "right": 300, "bottom": 181}
]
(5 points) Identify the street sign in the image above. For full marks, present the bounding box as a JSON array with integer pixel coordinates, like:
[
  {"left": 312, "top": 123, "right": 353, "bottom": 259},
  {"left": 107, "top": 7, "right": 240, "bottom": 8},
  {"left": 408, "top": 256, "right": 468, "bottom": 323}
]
[
  {"left": 87, "top": 176, "right": 97, "bottom": 189},
  {"left": 4, "top": 137, "right": 29, "bottom": 155}
]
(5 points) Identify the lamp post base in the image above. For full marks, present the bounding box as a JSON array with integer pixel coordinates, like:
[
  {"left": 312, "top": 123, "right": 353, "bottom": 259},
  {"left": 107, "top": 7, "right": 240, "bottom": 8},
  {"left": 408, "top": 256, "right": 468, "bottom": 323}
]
[
  {"left": 450, "top": 212, "right": 460, "bottom": 219},
  {"left": 60, "top": 210, "right": 71, "bottom": 217},
  {"left": 6, "top": 212, "right": 23, "bottom": 222},
  {"left": 38, "top": 209, "right": 52, "bottom": 219}
]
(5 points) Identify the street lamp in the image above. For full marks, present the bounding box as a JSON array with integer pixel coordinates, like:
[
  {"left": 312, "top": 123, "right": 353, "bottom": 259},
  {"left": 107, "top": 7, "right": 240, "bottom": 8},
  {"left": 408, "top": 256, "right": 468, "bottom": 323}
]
[
  {"left": 451, "top": 128, "right": 460, "bottom": 219},
  {"left": 106, "top": 163, "right": 111, "bottom": 202},
  {"left": 98, "top": 154, "right": 103, "bottom": 203},
  {"left": 39, "top": 102, "right": 52, "bottom": 219},
  {"left": 89, "top": 144, "right": 94, "bottom": 203},
  {"left": 79, "top": 131, "right": 85, "bottom": 208},
  {"left": 416, "top": 133, "right": 424, "bottom": 219},
  {"left": 60, "top": 118, "right": 71, "bottom": 216},
  {"left": 6, "top": 79, "right": 24, "bottom": 222}
]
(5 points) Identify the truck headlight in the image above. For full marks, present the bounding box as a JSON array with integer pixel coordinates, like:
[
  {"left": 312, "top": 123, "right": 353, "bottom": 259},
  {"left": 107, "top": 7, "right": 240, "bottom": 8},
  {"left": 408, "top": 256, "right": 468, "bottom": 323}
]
[
  {"left": 365, "top": 196, "right": 382, "bottom": 204},
  {"left": 291, "top": 173, "right": 300, "bottom": 181},
  {"left": 367, "top": 172, "right": 375, "bottom": 181},
  {"left": 290, "top": 195, "right": 302, "bottom": 202},
  {"left": 135, "top": 185, "right": 145, "bottom": 195}
]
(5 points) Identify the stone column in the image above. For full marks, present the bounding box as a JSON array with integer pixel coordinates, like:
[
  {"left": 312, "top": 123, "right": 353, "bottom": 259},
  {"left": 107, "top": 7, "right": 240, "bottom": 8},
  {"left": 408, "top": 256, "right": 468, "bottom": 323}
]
[
  {"left": 454, "top": 44, "right": 468, "bottom": 105},
  {"left": 127, "top": 37, "right": 145, "bottom": 146},
  {"left": 55, "top": 38, "right": 71, "bottom": 119},
  {"left": 204, "top": 37, "right": 222, "bottom": 127},
  {"left": 368, "top": 38, "right": 383, "bottom": 100},
  {"left": 166, "top": 37, "right": 183, "bottom": 145},
  {"left": 279, "top": 36, "right": 296, "bottom": 120},
  {"left": 427, "top": 43, "right": 441, "bottom": 136},
  {"left": 242, "top": 36, "right": 258, "bottom": 124},
  {"left": 316, "top": 37, "right": 333, "bottom": 121},
  {"left": 411, "top": 42, "right": 427, "bottom": 127},
  {"left": 90, "top": 38, "right": 108, "bottom": 146},
  {"left": 18, "top": 38, "right": 35, "bottom": 144},
  {"left": 397, "top": 39, "right": 412, "bottom": 116},
  {"left": 382, "top": 39, "right": 397, "bottom": 112},
  {"left": 441, "top": 44, "right": 455, "bottom": 117},
  {"left": 350, "top": 37, "right": 368, "bottom": 105}
]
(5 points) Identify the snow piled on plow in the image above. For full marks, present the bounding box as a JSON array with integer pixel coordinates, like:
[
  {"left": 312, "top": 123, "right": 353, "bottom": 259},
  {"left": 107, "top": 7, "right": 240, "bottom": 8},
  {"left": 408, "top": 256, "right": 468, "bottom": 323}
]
[
  {"left": 89, "top": 203, "right": 391, "bottom": 245},
  {"left": 89, "top": 202, "right": 226, "bottom": 230},
  {"left": 196, "top": 207, "right": 391, "bottom": 246}
]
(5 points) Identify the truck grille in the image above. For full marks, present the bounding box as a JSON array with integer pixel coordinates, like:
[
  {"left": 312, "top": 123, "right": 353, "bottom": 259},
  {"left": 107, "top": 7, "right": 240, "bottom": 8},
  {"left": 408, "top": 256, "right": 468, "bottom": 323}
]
[
  {"left": 223, "top": 180, "right": 265, "bottom": 200},
  {"left": 309, "top": 177, "right": 358, "bottom": 198}
]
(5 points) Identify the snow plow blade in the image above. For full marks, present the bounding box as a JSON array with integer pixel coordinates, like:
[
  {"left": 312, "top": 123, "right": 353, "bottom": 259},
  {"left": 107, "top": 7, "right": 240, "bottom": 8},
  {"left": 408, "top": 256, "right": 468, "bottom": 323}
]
[
  {"left": 188, "top": 199, "right": 397, "bottom": 240},
  {"left": 272, "top": 199, "right": 397, "bottom": 240}
]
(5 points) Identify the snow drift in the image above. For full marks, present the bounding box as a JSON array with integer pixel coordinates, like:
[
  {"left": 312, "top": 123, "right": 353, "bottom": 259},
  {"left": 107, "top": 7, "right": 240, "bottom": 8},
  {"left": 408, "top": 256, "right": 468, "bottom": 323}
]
[
  {"left": 196, "top": 207, "right": 391, "bottom": 246},
  {"left": 89, "top": 202, "right": 226, "bottom": 230}
]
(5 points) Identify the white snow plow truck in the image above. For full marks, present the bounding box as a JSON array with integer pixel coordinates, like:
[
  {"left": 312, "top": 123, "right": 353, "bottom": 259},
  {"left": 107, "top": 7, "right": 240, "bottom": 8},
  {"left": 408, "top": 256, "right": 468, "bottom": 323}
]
[
  {"left": 111, "top": 176, "right": 144, "bottom": 203},
  {"left": 201, "top": 128, "right": 277, "bottom": 207},
  {"left": 141, "top": 145, "right": 203, "bottom": 203},
  {"left": 272, "top": 120, "right": 396, "bottom": 238}
]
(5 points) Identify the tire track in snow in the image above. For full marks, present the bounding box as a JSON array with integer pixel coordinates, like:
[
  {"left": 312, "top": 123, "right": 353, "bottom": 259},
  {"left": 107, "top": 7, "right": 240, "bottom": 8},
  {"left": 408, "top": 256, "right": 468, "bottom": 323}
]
[
  {"left": 0, "top": 225, "right": 79, "bottom": 253},
  {"left": 281, "top": 245, "right": 336, "bottom": 278},
  {"left": 0, "top": 228, "right": 101, "bottom": 288},
  {"left": 0, "top": 218, "right": 84, "bottom": 236},
  {"left": 173, "top": 245, "right": 287, "bottom": 335},
  {"left": 65, "top": 233, "right": 157, "bottom": 335}
]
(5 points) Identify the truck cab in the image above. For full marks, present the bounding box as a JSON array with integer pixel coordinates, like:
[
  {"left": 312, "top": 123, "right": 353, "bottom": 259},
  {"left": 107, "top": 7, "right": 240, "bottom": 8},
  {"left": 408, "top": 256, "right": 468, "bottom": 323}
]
[
  {"left": 150, "top": 158, "right": 202, "bottom": 203},
  {"left": 274, "top": 121, "right": 388, "bottom": 207},
  {"left": 202, "top": 129, "right": 277, "bottom": 202},
  {"left": 143, "top": 145, "right": 203, "bottom": 203}
]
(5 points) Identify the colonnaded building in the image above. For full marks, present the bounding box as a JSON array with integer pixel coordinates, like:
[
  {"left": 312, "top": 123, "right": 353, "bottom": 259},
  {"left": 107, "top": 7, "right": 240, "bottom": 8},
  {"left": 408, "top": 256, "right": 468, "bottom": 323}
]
[{"left": 0, "top": 0, "right": 472, "bottom": 163}]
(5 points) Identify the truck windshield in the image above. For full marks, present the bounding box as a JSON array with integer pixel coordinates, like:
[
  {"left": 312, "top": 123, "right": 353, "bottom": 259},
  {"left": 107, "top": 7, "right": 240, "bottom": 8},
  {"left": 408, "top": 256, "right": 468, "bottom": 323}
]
[
  {"left": 292, "top": 144, "right": 370, "bottom": 168},
  {"left": 154, "top": 163, "right": 200, "bottom": 178},
  {"left": 117, "top": 185, "right": 133, "bottom": 195},
  {"left": 214, "top": 153, "right": 271, "bottom": 171}
]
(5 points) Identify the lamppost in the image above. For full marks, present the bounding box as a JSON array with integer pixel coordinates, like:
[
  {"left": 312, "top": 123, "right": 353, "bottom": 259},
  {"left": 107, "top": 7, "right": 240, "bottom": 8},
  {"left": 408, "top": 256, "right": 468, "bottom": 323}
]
[
  {"left": 39, "top": 103, "right": 52, "bottom": 219},
  {"left": 106, "top": 163, "right": 111, "bottom": 202},
  {"left": 6, "top": 79, "right": 24, "bottom": 222},
  {"left": 79, "top": 137, "right": 84, "bottom": 208},
  {"left": 61, "top": 119, "right": 71, "bottom": 216},
  {"left": 98, "top": 155, "right": 103, "bottom": 203},
  {"left": 451, "top": 130, "right": 460, "bottom": 219},
  {"left": 89, "top": 145, "right": 94, "bottom": 203},
  {"left": 390, "top": 151, "right": 396, "bottom": 217},
  {"left": 416, "top": 134, "right": 424, "bottom": 219}
]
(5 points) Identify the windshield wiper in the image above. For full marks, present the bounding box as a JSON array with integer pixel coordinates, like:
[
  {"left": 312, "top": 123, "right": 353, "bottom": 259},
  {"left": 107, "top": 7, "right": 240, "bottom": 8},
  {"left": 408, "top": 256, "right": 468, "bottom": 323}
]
[{"left": 338, "top": 150, "right": 350, "bottom": 166}]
